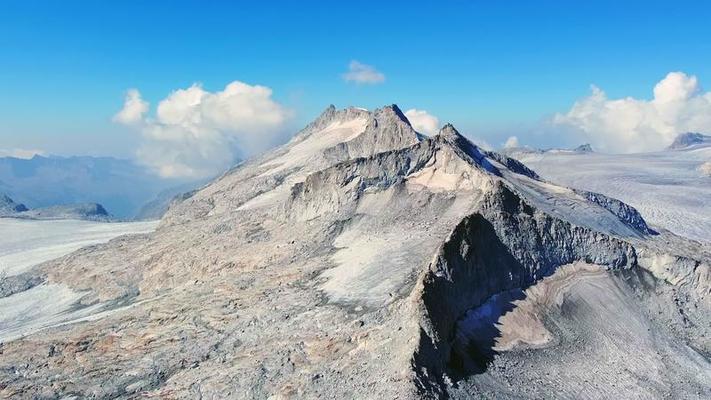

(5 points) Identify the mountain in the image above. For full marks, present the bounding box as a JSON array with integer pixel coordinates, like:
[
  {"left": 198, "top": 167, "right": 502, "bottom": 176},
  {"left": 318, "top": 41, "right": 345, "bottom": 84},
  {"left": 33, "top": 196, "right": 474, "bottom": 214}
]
[
  {"left": 0, "top": 193, "right": 112, "bottom": 221},
  {"left": 502, "top": 143, "right": 594, "bottom": 156},
  {"left": 573, "top": 143, "right": 593, "bottom": 152},
  {"left": 667, "top": 132, "right": 711, "bottom": 150},
  {"left": 0, "top": 194, "right": 28, "bottom": 215},
  {"left": 0, "top": 155, "right": 195, "bottom": 219},
  {"left": 19, "top": 202, "right": 111, "bottom": 221},
  {"left": 0, "top": 105, "right": 709, "bottom": 399}
]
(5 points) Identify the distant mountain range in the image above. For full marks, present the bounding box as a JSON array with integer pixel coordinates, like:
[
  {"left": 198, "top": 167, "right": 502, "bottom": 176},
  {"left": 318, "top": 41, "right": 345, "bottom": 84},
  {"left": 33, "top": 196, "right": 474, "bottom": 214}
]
[
  {"left": 0, "top": 193, "right": 112, "bottom": 221},
  {"left": 502, "top": 143, "right": 595, "bottom": 156},
  {"left": 0, "top": 155, "right": 202, "bottom": 219}
]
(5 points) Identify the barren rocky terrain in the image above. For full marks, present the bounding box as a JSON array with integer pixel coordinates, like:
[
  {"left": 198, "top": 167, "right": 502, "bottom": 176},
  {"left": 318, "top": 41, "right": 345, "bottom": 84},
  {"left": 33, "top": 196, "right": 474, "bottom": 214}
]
[{"left": 0, "top": 105, "right": 709, "bottom": 399}]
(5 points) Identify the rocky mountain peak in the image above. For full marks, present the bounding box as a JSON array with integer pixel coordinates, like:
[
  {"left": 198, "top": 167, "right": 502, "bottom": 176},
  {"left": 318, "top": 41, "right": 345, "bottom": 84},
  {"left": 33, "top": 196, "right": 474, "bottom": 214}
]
[
  {"left": 431, "top": 123, "right": 500, "bottom": 175},
  {"left": 436, "top": 123, "right": 462, "bottom": 141},
  {"left": 366, "top": 104, "right": 414, "bottom": 133}
]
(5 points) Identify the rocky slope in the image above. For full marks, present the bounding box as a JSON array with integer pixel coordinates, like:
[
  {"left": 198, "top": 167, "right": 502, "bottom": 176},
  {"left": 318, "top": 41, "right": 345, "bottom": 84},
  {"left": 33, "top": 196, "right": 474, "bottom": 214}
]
[{"left": 0, "top": 105, "right": 708, "bottom": 399}]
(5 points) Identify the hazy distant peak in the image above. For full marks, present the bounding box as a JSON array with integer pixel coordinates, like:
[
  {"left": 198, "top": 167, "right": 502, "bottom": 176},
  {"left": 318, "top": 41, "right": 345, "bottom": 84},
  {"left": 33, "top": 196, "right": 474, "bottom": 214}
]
[
  {"left": 0, "top": 193, "right": 28, "bottom": 214},
  {"left": 20, "top": 202, "right": 111, "bottom": 221},
  {"left": 667, "top": 132, "right": 711, "bottom": 150},
  {"left": 573, "top": 143, "right": 593, "bottom": 153}
]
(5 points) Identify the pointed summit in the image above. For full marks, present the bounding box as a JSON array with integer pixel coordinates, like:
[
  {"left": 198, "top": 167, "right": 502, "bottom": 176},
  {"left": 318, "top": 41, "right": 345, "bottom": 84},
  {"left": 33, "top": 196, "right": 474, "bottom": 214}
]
[
  {"left": 437, "top": 123, "right": 463, "bottom": 141},
  {"left": 383, "top": 104, "right": 410, "bottom": 125},
  {"left": 436, "top": 123, "right": 476, "bottom": 153},
  {"left": 434, "top": 123, "right": 500, "bottom": 175},
  {"left": 369, "top": 104, "right": 413, "bottom": 130}
]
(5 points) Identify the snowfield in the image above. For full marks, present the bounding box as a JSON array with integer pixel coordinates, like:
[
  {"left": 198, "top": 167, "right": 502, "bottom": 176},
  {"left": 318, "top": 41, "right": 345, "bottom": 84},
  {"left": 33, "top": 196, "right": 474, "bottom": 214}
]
[
  {"left": 510, "top": 145, "right": 711, "bottom": 243},
  {"left": 0, "top": 218, "right": 158, "bottom": 277},
  {"left": 0, "top": 218, "right": 158, "bottom": 341}
]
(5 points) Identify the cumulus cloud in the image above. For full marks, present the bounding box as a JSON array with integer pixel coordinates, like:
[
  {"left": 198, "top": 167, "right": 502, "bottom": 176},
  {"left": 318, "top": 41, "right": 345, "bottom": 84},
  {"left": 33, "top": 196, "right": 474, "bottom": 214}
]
[
  {"left": 342, "top": 61, "right": 385, "bottom": 85},
  {"left": 0, "top": 148, "right": 45, "bottom": 159},
  {"left": 553, "top": 72, "right": 711, "bottom": 153},
  {"left": 503, "top": 136, "right": 519, "bottom": 149},
  {"left": 112, "top": 89, "right": 149, "bottom": 125},
  {"left": 404, "top": 109, "right": 440, "bottom": 135},
  {"left": 114, "top": 81, "right": 291, "bottom": 178}
]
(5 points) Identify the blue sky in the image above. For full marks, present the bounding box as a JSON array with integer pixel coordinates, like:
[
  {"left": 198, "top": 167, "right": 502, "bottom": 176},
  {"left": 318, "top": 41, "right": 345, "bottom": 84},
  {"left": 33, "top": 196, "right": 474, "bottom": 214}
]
[{"left": 1, "top": 1, "right": 711, "bottom": 164}]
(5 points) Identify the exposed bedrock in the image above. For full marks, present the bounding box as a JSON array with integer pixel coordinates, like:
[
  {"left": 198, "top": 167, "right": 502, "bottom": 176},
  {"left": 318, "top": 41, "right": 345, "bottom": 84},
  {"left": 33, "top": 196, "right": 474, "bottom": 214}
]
[{"left": 413, "top": 182, "right": 642, "bottom": 394}]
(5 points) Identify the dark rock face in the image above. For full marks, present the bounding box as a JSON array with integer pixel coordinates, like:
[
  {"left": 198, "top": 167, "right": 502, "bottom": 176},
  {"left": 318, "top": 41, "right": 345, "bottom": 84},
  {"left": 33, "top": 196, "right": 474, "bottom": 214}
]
[{"left": 415, "top": 183, "right": 638, "bottom": 392}]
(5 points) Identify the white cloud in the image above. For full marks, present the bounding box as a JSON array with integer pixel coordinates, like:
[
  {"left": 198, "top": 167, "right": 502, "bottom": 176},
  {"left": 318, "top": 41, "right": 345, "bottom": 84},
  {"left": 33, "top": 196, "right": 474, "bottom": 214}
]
[
  {"left": 342, "top": 61, "right": 385, "bottom": 85},
  {"left": 503, "top": 136, "right": 519, "bottom": 149},
  {"left": 553, "top": 72, "right": 711, "bottom": 153},
  {"left": 114, "top": 81, "right": 291, "bottom": 178},
  {"left": 404, "top": 109, "right": 440, "bottom": 135},
  {"left": 112, "top": 89, "right": 149, "bottom": 125},
  {"left": 0, "top": 148, "right": 45, "bottom": 159}
]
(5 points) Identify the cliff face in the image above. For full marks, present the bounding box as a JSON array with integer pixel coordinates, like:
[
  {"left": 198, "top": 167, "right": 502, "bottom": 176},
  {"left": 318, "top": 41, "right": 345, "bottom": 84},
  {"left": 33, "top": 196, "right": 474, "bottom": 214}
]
[{"left": 0, "top": 105, "right": 708, "bottom": 399}]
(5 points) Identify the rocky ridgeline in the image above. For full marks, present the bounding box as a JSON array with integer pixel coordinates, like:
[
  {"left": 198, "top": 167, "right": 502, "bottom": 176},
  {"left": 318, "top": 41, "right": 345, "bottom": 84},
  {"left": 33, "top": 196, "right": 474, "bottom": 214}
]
[{"left": 0, "top": 105, "right": 708, "bottom": 399}]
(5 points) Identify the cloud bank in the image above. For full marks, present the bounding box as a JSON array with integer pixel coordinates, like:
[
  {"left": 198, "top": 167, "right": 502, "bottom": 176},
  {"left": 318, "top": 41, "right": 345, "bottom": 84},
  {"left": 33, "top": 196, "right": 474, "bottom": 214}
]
[
  {"left": 553, "top": 72, "right": 711, "bottom": 153},
  {"left": 342, "top": 61, "right": 385, "bottom": 85},
  {"left": 404, "top": 109, "right": 440, "bottom": 135},
  {"left": 114, "top": 82, "right": 291, "bottom": 178}
]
